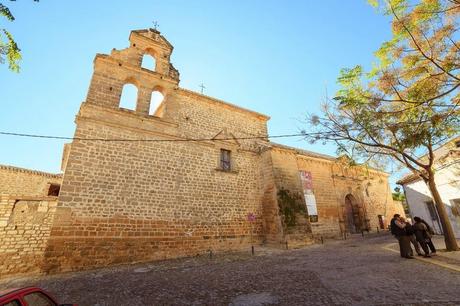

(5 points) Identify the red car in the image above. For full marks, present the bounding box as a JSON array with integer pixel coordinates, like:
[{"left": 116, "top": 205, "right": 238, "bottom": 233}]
[{"left": 0, "top": 287, "right": 76, "bottom": 306}]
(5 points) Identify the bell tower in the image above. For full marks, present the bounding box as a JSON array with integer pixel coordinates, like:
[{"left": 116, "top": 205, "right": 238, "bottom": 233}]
[
  {"left": 127, "top": 28, "right": 180, "bottom": 79},
  {"left": 85, "top": 28, "right": 179, "bottom": 116}
]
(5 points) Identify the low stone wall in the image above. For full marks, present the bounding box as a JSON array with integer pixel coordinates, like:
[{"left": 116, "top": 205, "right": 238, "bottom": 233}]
[{"left": 0, "top": 195, "right": 58, "bottom": 279}]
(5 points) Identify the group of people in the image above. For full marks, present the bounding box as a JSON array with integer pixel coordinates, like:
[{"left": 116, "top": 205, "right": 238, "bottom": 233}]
[{"left": 390, "top": 214, "right": 437, "bottom": 259}]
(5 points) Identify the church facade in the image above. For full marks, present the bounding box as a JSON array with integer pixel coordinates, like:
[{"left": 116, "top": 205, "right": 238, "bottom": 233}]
[{"left": 0, "top": 29, "right": 404, "bottom": 277}]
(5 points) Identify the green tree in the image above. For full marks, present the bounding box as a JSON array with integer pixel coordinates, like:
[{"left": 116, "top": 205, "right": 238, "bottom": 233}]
[
  {"left": 1, "top": 1, "right": 38, "bottom": 72},
  {"left": 392, "top": 187, "right": 405, "bottom": 201},
  {"left": 307, "top": 0, "right": 460, "bottom": 250}
]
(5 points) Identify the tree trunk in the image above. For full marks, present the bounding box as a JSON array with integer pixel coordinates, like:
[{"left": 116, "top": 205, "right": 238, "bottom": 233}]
[{"left": 426, "top": 172, "right": 459, "bottom": 251}]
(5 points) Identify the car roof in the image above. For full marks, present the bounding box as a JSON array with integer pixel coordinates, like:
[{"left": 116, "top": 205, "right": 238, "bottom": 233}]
[
  {"left": 0, "top": 287, "right": 42, "bottom": 300},
  {"left": 0, "top": 288, "right": 21, "bottom": 297}
]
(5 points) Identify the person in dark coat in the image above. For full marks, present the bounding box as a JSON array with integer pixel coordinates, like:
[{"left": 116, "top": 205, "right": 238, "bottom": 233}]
[
  {"left": 390, "top": 214, "right": 414, "bottom": 258},
  {"left": 400, "top": 217, "right": 419, "bottom": 257},
  {"left": 414, "top": 216, "right": 434, "bottom": 257},
  {"left": 402, "top": 218, "right": 423, "bottom": 256},
  {"left": 420, "top": 218, "right": 437, "bottom": 254},
  {"left": 390, "top": 214, "right": 403, "bottom": 257}
]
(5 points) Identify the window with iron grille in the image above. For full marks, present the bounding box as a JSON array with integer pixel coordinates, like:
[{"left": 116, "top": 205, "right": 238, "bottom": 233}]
[
  {"left": 425, "top": 201, "right": 439, "bottom": 221},
  {"left": 451, "top": 198, "right": 460, "bottom": 217},
  {"left": 220, "top": 149, "right": 231, "bottom": 171}
]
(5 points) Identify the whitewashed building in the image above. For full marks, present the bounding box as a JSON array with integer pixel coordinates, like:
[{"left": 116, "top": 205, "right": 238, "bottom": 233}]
[{"left": 397, "top": 137, "right": 460, "bottom": 238}]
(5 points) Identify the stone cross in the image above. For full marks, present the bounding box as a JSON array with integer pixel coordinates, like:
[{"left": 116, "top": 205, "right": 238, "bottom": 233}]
[
  {"left": 152, "top": 21, "right": 159, "bottom": 30},
  {"left": 199, "top": 83, "right": 206, "bottom": 94}
]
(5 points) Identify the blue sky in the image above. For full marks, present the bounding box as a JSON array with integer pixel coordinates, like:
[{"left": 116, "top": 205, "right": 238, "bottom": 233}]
[{"left": 1, "top": 1, "right": 395, "bottom": 180}]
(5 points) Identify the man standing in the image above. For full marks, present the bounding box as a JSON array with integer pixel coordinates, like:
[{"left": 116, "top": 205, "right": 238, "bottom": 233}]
[
  {"left": 404, "top": 218, "right": 423, "bottom": 256},
  {"left": 420, "top": 218, "right": 437, "bottom": 254},
  {"left": 414, "top": 217, "right": 435, "bottom": 257},
  {"left": 390, "top": 214, "right": 414, "bottom": 259}
]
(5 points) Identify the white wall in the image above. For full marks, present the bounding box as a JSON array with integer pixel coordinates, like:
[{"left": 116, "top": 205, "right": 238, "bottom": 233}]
[{"left": 403, "top": 162, "right": 460, "bottom": 238}]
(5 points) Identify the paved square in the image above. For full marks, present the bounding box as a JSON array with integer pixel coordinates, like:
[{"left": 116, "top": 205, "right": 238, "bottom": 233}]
[{"left": 1, "top": 234, "right": 460, "bottom": 306}]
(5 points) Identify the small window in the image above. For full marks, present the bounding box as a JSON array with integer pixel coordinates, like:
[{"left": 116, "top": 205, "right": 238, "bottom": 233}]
[
  {"left": 455, "top": 140, "right": 460, "bottom": 148},
  {"left": 48, "top": 183, "right": 61, "bottom": 196},
  {"left": 23, "top": 292, "right": 56, "bottom": 306},
  {"left": 220, "top": 149, "right": 231, "bottom": 171}
]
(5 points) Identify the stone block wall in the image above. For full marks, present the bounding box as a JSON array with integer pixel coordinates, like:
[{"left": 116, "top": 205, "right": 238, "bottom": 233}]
[
  {"left": 0, "top": 165, "right": 62, "bottom": 196},
  {"left": 269, "top": 144, "right": 402, "bottom": 238},
  {"left": 269, "top": 147, "right": 313, "bottom": 243},
  {"left": 0, "top": 195, "right": 58, "bottom": 278},
  {"left": 258, "top": 147, "right": 283, "bottom": 244},
  {"left": 164, "top": 89, "right": 268, "bottom": 144},
  {"left": 295, "top": 155, "right": 342, "bottom": 237},
  {"left": 46, "top": 102, "right": 268, "bottom": 273},
  {"left": 42, "top": 28, "right": 274, "bottom": 273}
]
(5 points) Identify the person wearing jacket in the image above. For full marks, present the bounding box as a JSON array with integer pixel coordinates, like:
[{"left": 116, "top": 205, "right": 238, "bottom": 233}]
[
  {"left": 400, "top": 217, "right": 421, "bottom": 257},
  {"left": 403, "top": 218, "right": 422, "bottom": 256},
  {"left": 390, "top": 214, "right": 414, "bottom": 259},
  {"left": 413, "top": 216, "right": 434, "bottom": 257},
  {"left": 420, "top": 218, "right": 437, "bottom": 254}
]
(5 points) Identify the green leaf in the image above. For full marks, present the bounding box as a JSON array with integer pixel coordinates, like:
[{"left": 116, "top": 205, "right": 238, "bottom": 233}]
[
  {"left": 368, "top": 0, "right": 379, "bottom": 8},
  {"left": 0, "top": 29, "right": 21, "bottom": 72},
  {"left": 0, "top": 4, "right": 15, "bottom": 22}
]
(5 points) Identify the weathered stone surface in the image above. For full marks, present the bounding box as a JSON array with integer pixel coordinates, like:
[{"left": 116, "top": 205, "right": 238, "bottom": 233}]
[
  {"left": 0, "top": 165, "right": 61, "bottom": 196},
  {"left": 0, "top": 195, "right": 59, "bottom": 278}
]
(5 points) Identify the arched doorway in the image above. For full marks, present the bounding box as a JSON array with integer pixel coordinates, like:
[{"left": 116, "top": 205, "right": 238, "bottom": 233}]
[{"left": 344, "top": 194, "right": 363, "bottom": 233}]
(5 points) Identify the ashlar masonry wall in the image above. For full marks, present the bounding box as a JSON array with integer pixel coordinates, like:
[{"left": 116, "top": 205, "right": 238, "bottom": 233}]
[
  {"left": 270, "top": 145, "right": 403, "bottom": 238},
  {"left": 44, "top": 29, "right": 272, "bottom": 273},
  {"left": 0, "top": 165, "right": 62, "bottom": 196},
  {"left": 0, "top": 166, "right": 61, "bottom": 277},
  {"left": 0, "top": 196, "right": 58, "bottom": 278},
  {"left": 46, "top": 121, "right": 266, "bottom": 272}
]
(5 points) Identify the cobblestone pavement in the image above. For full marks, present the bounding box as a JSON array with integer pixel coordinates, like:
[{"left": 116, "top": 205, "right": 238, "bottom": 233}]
[
  {"left": 384, "top": 235, "right": 460, "bottom": 272},
  {"left": 1, "top": 233, "right": 460, "bottom": 306}
]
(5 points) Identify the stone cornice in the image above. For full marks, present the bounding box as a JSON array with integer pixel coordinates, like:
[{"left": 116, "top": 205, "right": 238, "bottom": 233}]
[
  {"left": 0, "top": 164, "right": 62, "bottom": 179},
  {"left": 270, "top": 142, "right": 389, "bottom": 176},
  {"left": 79, "top": 102, "right": 178, "bottom": 128},
  {"left": 177, "top": 88, "right": 270, "bottom": 121},
  {"left": 270, "top": 142, "right": 336, "bottom": 161}
]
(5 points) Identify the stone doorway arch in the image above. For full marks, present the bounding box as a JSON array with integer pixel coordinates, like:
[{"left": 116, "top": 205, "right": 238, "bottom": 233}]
[{"left": 344, "top": 194, "right": 363, "bottom": 233}]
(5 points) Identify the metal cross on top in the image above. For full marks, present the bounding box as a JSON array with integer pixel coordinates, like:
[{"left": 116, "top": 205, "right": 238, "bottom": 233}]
[
  {"left": 152, "top": 21, "right": 159, "bottom": 30},
  {"left": 199, "top": 83, "right": 206, "bottom": 94}
]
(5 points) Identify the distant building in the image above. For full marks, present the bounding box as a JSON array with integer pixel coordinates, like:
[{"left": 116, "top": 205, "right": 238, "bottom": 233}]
[{"left": 397, "top": 137, "right": 460, "bottom": 238}]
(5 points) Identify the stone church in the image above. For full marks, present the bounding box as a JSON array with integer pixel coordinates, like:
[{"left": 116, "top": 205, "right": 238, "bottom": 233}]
[{"left": 0, "top": 29, "right": 404, "bottom": 277}]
